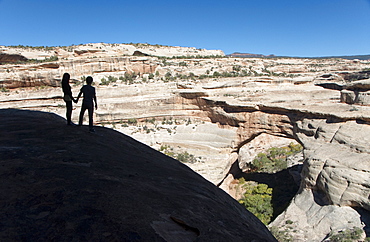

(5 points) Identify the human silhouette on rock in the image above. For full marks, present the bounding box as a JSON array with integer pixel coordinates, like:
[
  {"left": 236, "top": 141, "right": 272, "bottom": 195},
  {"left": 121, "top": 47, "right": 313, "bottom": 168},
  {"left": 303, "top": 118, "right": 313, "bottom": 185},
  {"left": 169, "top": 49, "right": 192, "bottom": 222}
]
[
  {"left": 75, "top": 76, "right": 98, "bottom": 132},
  {"left": 61, "top": 73, "right": 76, "bottom": 125}
]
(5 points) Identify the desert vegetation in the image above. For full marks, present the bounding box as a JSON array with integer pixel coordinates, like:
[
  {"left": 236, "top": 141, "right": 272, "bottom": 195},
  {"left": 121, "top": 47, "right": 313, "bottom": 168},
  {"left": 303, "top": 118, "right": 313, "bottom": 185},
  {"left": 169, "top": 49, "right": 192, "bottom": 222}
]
[
  {"left": 327, "top": 227, "right": 365, "bottom": 242},
  {"left": 249, "top": 143, "right": 303, "bottom": 173},
  {"left": 237, "top": 144, "right": 302, "bottom": 223},
  {"left": 159, "top": 145, "right": 200, "bottom": 163},
  {"left": 238, "top": 179, "right": 273, "bottom": 225}
]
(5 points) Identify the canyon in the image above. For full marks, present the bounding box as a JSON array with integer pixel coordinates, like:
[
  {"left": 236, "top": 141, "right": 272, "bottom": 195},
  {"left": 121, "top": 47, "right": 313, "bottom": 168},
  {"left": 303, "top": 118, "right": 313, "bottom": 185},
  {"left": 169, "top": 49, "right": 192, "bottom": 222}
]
[{"left": 1, "top": 43, "right": 369, "bottom": 241}]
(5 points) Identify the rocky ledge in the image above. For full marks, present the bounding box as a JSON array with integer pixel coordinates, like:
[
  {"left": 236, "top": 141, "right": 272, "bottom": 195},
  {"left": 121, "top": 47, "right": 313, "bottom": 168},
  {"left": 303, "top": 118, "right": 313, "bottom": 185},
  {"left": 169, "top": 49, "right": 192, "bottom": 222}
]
[{"left": 0, "top": 109, "right": 275, "bottom": 241}]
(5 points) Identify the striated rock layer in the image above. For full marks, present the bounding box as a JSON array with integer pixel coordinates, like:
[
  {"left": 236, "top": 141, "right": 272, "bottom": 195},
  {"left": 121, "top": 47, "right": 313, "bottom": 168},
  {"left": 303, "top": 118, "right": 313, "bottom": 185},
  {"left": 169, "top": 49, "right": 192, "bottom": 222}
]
[
  {"left": 188, "top": 96, "right": 370, "bottom": 241},
  {"left": 1, "top": 44, "right": 370, "bottom": 240},
  {"left": 0, "top": 109, "right": 275, "bottom": 241}
]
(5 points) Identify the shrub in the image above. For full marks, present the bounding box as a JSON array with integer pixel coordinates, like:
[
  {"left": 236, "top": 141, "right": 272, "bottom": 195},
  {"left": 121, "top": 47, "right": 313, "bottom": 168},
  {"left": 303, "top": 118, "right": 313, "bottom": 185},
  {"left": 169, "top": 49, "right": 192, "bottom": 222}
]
[
  {"left": 159, "top": 145, "right": 175, "bottom": 158},
  {"left": 238, "top": 182, "right": 273, "bottom": 225},
  {"left": 127, "top": 118, "right": 138, "bottom": 125},
  {"left": 233, "top": 65, "right": 241, "bottom": 72},
  {"left": 165, "top": 72, "right": 175, "bottom": 81},
  {"left": 212, "top": 71, "right": 221, "bottom": 78},
  {"left": 158, "top": 146, "right": 198, "bottom": 163},
  {"left": 100, "top": 78, "right": 108, "bottom": 85},
  {"left": 0, "top": 87, "right": 9, "bottom": 92},
  {"left": 108, "top": 75, "right": 118, "bottom": 83},
  {"left": 328, "top": 227, "right": 364, "bottom": 242},
  {"left": 250, "top": 143, "right": 303, "bottom": 173},
  {"left": 269, "top": 226, "right": 293, "bottom": 242},
  {"left": 176, "top": 151, "right": 197, "bottom": 163},
  {"left": 119, "top": 72, "right": 138, "bottom": 84}
]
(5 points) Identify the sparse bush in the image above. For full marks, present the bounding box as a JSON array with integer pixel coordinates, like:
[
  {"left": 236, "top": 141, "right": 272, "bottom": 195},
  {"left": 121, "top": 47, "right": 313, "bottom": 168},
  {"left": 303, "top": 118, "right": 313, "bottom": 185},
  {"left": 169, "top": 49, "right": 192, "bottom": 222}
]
[
  {"left": 250, "top": 143, "right": 303, "bottom": 173},
  {"left": 285, "top": 220, "right": 293, "bottom": 225},
  {"left": 165, "top": 72, "right": 174, "bottom": 81},
  {"left": 238, "top": 182, "right": 273, "bottom": 225},
  {"left": 176, "top": 151, "right": 198, "bottom": 163},
  {"left": 0, "top": 87, "right": 9, "bottom": 92},
  {"left": 158, "top": 146, "right": 198, "bottom": 163},
  {"left": 269, "top": 226, "right": 293, "bottom": 242},
  {"left": 100, "top": 78, "right": 108, "bottom": 85},
  {"left": 328, "top": 227, "right": 364, "bottom": 242},
  {"left": 233, "top": 65, "right": 241, "bottom": 72},
  {"left": 212, "top": 71, "right": 221, "bottom": 78},
  {"left": 120, "top": 72, "right": 138, "bottom": 84},
  {"left": 108, "top": 75, "right": 118, "bottom": 83},
  {"left": 127, "top": 118, "right": 138, "bottom": 125},
  {"left": 146, "top": 118, "right": 156, "bottom": 124}
]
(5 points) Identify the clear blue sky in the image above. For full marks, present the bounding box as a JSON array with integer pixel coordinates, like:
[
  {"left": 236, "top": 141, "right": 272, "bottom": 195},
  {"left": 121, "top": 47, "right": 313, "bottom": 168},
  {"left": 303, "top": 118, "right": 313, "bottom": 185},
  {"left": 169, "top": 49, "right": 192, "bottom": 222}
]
[{"left": 1, "top": 0, "right": 369, "bottom": 57}]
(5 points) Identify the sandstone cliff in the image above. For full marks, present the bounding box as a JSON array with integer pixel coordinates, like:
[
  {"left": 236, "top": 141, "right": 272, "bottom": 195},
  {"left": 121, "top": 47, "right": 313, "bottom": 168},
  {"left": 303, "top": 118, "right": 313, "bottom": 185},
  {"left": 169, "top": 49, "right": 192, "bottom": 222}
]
[
  {"left": 0, "top": 108, "right": 275, "bottom": 241},
  {"left": 192, "top": 97, "right": 370, "bottom": 241},
  {"left": 1, "top": 43, "right": 370, "bottom": 241}
]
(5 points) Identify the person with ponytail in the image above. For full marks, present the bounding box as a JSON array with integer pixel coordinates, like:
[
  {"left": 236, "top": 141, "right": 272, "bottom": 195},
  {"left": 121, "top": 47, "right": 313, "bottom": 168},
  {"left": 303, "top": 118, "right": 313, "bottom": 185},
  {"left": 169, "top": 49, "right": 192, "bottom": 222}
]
[{"left": 61, "top": 73, "right": 76, "bottom": 125}]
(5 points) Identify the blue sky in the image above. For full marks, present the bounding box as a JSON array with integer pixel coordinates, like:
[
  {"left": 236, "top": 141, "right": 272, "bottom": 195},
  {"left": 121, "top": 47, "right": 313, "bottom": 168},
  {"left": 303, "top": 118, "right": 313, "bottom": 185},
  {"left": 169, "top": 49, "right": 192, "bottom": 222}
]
[{"left": 0, "top": 0, "right": 369, "bottom": 57}]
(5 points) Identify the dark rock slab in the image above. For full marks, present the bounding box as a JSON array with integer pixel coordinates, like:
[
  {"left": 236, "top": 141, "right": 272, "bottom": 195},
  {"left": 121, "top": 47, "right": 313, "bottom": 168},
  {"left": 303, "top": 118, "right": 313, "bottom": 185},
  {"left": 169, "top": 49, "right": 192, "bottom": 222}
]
[{"left": 0, "top": 109, "right": 276, "bottom": 241}]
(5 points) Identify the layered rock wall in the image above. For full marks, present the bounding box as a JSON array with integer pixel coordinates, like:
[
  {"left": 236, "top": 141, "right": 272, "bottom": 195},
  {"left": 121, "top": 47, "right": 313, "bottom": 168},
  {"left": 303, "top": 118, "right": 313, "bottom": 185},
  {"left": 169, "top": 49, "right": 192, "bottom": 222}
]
[
  {"left": 168, "top": 89, "right": 369, "bottom": 240},
  {"left": 189, "top": 96, "right": 370, "bottom": 241},
  {"left": 1, "top": 45, "right": 370, "bottom": 240}
]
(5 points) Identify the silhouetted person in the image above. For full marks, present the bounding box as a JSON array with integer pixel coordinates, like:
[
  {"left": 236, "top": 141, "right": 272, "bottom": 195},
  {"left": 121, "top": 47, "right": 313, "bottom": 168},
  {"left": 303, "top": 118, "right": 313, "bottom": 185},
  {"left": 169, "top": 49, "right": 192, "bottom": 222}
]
[
  {"left": 61, "top": 73, "right": 76, "bottom": 125},
  {"left": 76, "top": 76, "right": 98, "bottom": 132}
]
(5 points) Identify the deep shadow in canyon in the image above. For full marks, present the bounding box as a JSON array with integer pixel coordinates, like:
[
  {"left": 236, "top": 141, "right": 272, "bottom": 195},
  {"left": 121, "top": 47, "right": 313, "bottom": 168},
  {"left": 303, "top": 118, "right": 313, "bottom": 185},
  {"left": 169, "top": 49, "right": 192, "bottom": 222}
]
[
  {"left": 226, "top": 160, "right": 302, "bottom": 220},
  {"left": 355, "top": 208, "right": 370, "bottom": 237}
]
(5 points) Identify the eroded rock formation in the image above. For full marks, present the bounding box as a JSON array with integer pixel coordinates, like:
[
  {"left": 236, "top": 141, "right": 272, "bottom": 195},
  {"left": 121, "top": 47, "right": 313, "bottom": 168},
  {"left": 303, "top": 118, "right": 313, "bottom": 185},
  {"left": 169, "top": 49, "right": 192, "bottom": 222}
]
[
  {"left": 177, "top": 87, "right": 370, "bottom": 241},
  {"left": 1, "top": 43, "right": 369, "bottom": 240},
  {"left": 0, "top": 53, "right": 28, "bottom": 64}
]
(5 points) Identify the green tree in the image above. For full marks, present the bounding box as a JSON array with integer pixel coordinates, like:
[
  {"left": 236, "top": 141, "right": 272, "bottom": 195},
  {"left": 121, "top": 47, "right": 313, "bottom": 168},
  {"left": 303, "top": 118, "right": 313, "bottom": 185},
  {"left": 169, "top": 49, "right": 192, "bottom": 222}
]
[
  {"left": 251, "top": 143, "right": 302, "bottom": 173},
  {"left": 239, "top": 182, "right": 273, "bottom": 225}
]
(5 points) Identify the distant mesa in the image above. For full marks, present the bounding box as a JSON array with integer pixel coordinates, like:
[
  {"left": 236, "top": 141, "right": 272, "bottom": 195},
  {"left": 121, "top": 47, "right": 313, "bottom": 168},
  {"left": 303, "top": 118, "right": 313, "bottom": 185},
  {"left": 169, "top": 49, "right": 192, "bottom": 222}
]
[
  {"left": 227, "top": 52, "right": 276, "bottom": 58},
  {"left": 227, "top": 52, "right": 370, "bottom": 60}
]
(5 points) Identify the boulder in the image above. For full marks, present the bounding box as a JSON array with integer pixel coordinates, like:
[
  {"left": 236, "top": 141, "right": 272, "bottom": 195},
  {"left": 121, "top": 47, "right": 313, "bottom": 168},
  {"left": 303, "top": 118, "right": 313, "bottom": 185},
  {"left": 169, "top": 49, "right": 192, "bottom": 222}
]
[
  {"left": 340, "top": 89, "right": 357, "bottom": 104},
  {"left": 344, "top": 79, "right": 370, "bottom": 91},
  {"left": 341, "top": 89, "right": 370, "bottom": 105},
  {"left": 269, "top": 189, "right": 364, "bottom": 242}
]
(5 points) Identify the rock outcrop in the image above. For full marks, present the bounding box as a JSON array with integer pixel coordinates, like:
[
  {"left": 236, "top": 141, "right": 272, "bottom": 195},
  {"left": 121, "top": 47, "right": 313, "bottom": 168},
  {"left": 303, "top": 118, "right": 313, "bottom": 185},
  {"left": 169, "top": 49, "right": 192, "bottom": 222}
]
[
  {"left": 1, "top": 44, "right": 370, "bottom": 240},
  {"left": 199, "top": 99, "right": 370, "bottom": 241},
  {"left": 0, "top": 53, "right": 28, "bottom": 64},
  {"left": 0, "top": 108, "right": 275, "bottom": 241},
  {"left": 267, "top": 117, "right": 369, "bottom": 241},
  {"left": 340, "top": 79, "right": 370, "bottom": 105}
]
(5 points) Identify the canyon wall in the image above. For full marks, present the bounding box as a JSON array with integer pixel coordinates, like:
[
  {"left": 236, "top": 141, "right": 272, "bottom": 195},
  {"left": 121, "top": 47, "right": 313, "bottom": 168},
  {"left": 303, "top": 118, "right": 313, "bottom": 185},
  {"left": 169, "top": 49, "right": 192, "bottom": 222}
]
[
  {"left": 1, "top": 44, "right": 369, "bottom": 240},
  {"left": 187, "top": 95, "right": 370, "bottom": 241}
]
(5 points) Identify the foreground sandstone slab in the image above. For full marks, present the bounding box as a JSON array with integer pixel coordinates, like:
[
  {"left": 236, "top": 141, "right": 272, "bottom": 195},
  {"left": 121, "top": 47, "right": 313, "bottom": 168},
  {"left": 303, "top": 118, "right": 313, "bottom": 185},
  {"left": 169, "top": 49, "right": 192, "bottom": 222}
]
[{"left": 0, "top": 109, "right": 276, "bottom": 241}]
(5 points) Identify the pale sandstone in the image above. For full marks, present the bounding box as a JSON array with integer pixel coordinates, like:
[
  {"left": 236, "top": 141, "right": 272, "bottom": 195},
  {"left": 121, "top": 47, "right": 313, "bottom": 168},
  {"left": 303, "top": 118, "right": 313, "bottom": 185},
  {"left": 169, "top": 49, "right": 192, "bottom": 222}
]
[
  {"left": 1, "top": 44, "right": 370, "bottom": 240},
  {"left": 269, "top": 189, "right": 364, "bottom": 242}
]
